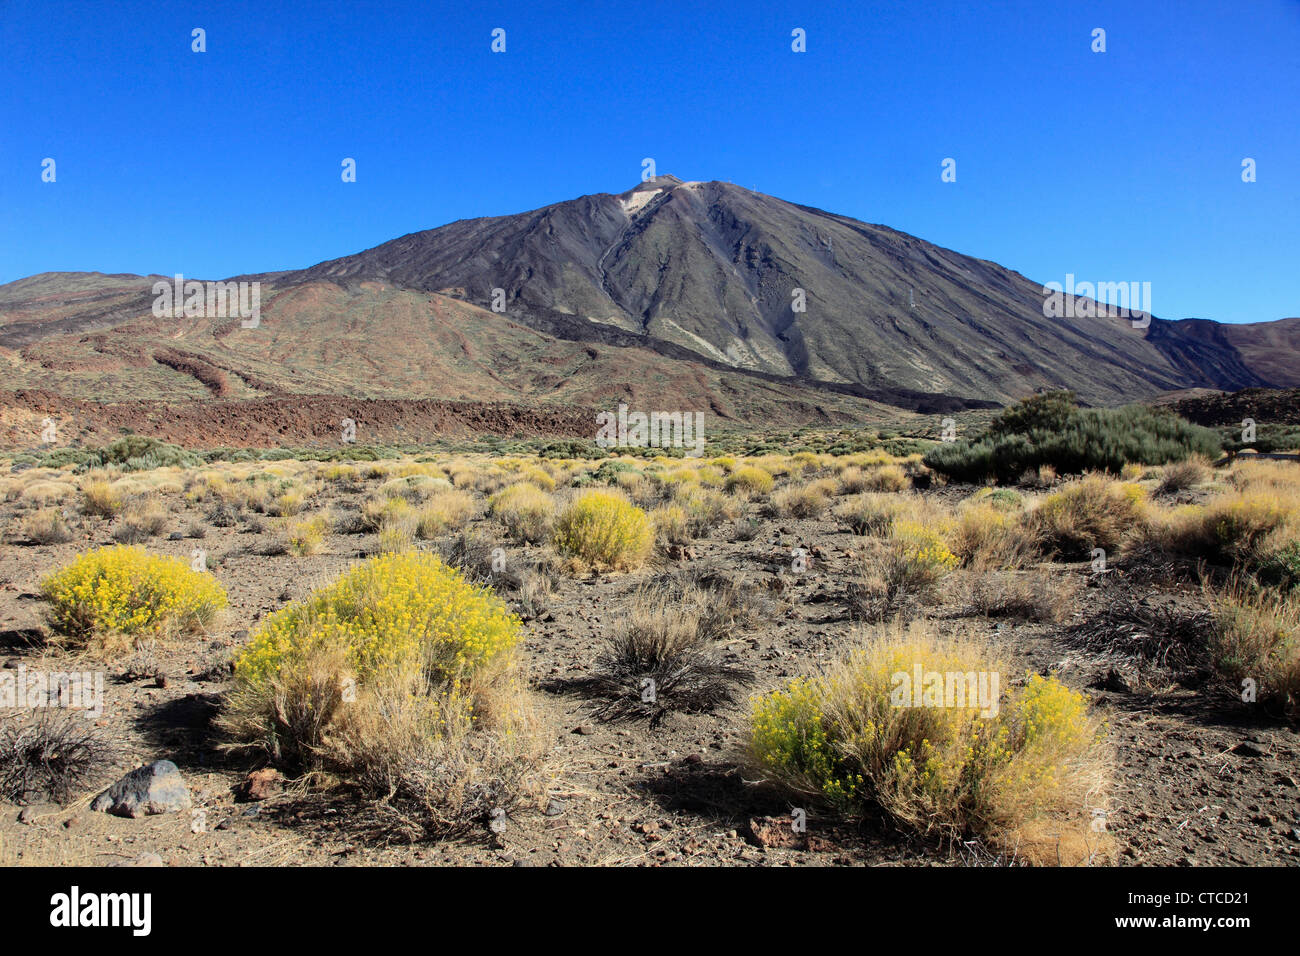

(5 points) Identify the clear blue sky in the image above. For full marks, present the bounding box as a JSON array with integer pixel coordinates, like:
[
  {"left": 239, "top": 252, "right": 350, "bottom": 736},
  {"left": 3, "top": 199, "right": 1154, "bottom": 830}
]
[{"left": 2, "top": 0, "right": 1297, "bottom": 323}]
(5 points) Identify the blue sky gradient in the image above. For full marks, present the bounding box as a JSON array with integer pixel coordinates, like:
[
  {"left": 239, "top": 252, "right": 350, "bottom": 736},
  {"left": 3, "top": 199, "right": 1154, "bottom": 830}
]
[{"left": 2, "top": 0, "right": 1297, "bottom": 323}]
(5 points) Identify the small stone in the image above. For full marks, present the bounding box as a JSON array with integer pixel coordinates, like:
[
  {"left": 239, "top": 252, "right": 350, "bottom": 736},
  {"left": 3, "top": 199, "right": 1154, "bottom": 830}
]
[
  {"left": 111, "top": 852, "right": 164, "bottom": 868},
  {"left": 235, "top": 768, "right": 282, "bottom": 802},
  {"left": 573, "top": 723, "right": 595, "bottom": 735},
  {"left": 91, "top": 760, "right": 191, "bottom": 818},
  {"left": 544, "top": 799, "right": 566, "bottom": 817}
]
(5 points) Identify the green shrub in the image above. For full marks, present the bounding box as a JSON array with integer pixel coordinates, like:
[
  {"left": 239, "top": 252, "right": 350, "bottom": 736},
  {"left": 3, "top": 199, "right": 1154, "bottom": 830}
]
[
  {"left": 101, "top": 436, "right": 201, "bottom": 471},
  {"left": 925, "top": 395, "right": 1221, "bottom": 484}
]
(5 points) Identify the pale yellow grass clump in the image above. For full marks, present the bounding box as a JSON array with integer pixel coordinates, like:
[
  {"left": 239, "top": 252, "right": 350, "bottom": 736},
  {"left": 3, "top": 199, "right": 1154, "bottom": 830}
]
[
  {"left": 117, "top": 496, "right": 169, "bottom": 541},
  {"left": 18, "top": 508, "right": 74, "bottom": 544},
  {"left": 748, "top": 620, "right": 1111, "bottom": 865},
  {"left": 416, "top": 489, "right": 476, "bottom": 539},
  {"left": 489, "top": 482, "right": 555, "bottom": 544},
  {"left": 1030, "top": 474, "right": 1147, "bottom": 559},
  {"left": 771, "top": 479, "right": 835, "bottom": 518},
  {"left": 1207, "top": 577, "right": 1300, "bottom": 717},
  {"left": 80, "top": 479, "right": 123, "bottom": 517},
  {"left": 949, "top": 502, "right": 1039, "bottom": 571},
  {"left": 651, "top": 502, "right": 692, "bottom": 545},
  {"left": 19, "top": 479, "right": 76, "bottom": 506}
]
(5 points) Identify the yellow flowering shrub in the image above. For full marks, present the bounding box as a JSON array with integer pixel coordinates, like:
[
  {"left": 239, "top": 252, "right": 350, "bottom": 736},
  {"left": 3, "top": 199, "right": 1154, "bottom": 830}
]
[
  {"left": 749, "top": 623, "right": 1109, "bottom": 864},
  {"left": 553, "top": 490, "right": 653, "bottom": 570},
  {"left": 222, "top": 552, "right": 541, "bottom": 816},
  {"left": 1152, "top": 492, "right": 1294, "bottom": 566},
  {"left": 891, "top": 520, "right": 959, "bottom": 580},
  {"left": 287, "top": 513, "right": 331, "bottom": 556},
  {"left": 40, "top": 545, "right": 227, "bottom": 645},
  {"left": 233, "top": 551, "right": 520, "bottom": 694}
]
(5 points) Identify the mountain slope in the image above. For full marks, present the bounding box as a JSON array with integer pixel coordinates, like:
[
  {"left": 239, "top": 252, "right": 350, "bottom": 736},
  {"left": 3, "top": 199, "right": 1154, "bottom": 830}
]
[
  {"left": 2, "top": 178, "right": 1295, "bottom": 427},
  {"left": 269, "top": 176, "right": 1291, "bottom": 405}
]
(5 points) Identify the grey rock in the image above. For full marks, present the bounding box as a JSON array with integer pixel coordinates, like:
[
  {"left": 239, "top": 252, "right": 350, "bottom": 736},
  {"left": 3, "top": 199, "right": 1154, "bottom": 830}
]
[{"left": 91, "top": 760, "right": 191, "bottom": 818}]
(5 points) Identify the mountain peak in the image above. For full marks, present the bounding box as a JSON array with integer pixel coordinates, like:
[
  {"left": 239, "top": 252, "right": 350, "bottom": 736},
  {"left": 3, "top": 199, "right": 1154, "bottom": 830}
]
[{"left": 628, "top": 174, "right": 682, "bottom": 193}]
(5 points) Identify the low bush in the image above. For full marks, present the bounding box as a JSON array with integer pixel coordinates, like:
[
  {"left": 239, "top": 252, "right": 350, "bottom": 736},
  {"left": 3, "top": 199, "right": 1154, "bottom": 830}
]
[
  {"left": 489, "top": 483, "right": 555, "bottom": 544},
  {"left": 221, "top": 552, "right": 540, "bottom": 831},
  {"left": 748, "top": 621, "right": 1110, "bottom": 864},
  {"left": 582, "top": 583, "right": 754, "bottom": 725},
  {"left": 949, "top": 503, "right": 1038, "bottom": 570},
  {"left": 415, "top": 490, "right": 476, "bottom": 539},
  {"left": 113, "top": 496, "right": 169, "bottom": 543},
  {"left": 0, "top": 712, "right": 113, "bottom": 805},
  {"left": 553, "top": 490, "right": 654, "bottom": 570},
  {"left": 287, "top": 513, "right": 331, "bottom": 556},
  {"left": 836, "top": 493, "right": 899, "bottom": 537},
  {"left": 1031, "top": 475, "right": 1146, "bottom": 559},
  {"left": 40, "top": 545, "right": 227, "bottom": 650},
  {"left": 18, "top": 509, "right": 74, "bottom": 545},
  {"left": 81, "top": 480, "right": 123, "bottom": 517},
  {"left": 771, "top": 481, "right": 833, "bottom": 519},
  {"left": 967, "top": 568, "right": 1077, "bottom": 623}
]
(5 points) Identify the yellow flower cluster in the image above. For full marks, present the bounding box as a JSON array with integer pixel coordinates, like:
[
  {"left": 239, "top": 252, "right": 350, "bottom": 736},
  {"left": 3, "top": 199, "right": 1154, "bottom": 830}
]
[
  {"left": 749, "top": 635, "right": 1101, "bottom": 838},
  {"left": 893, "top": 520, "right": 959, "bottom": 573},
  {"left": 553, "top": 490, "right": 653, "bottom": 570},
  {"left": 40, "top": 545, "right": 227, "bottom": 640},
  {"left": 232, "top": 551, "right": 520, "bottom": 693}
]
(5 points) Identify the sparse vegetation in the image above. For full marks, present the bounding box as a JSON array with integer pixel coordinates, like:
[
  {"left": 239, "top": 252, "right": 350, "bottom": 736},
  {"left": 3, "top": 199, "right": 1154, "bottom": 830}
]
[{"left": 749, "top": 622, "right": 1111, "bottom": 864}]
